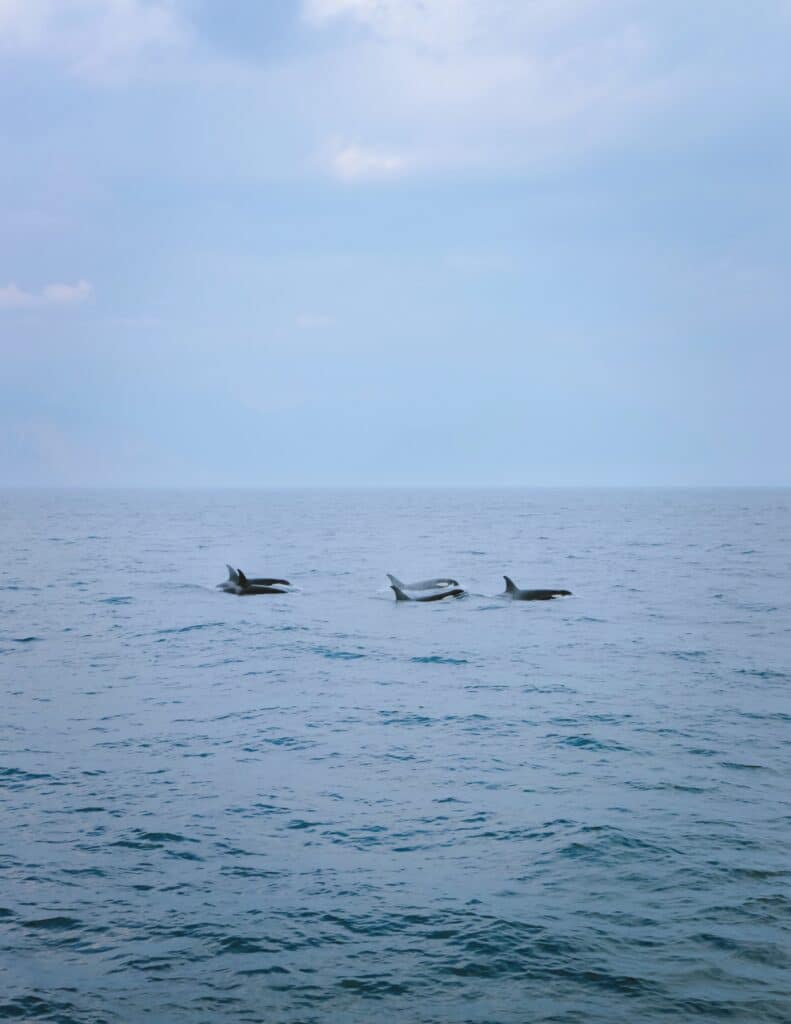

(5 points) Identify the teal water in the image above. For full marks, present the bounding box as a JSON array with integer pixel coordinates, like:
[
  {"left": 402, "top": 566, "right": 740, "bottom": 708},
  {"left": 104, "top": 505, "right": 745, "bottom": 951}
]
[{"left": 1, "top": 488, "right": 790, "bottom": 1022}]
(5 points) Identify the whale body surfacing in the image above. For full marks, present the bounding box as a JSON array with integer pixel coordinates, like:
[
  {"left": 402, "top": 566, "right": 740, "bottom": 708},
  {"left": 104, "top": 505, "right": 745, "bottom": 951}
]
[
  {"left": 387, "top": 574, "right": 459, "bottom": 591},
  {"left": 503, "top": 576, "right": 571, "bottom": 601},
  {"left": 390, "top": 581, "right": 465, "bottom": 602},
  {"left": 218, "top": 566, "right": 290, "bottom": 595}
]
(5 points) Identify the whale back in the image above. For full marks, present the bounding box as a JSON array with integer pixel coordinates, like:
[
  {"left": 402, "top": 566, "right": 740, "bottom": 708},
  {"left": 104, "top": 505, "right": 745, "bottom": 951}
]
[
  {"left": 409, "top": 576, "right": 459, "bottom": 590},
  {"left": 388, "top": 573, "right": 459, "bottom": 591},
  {"left": 416, "top": 587, "right": 465, "bottom": 602},
  {"left": 238, "top": 584, "right": 288, "bottom": 595}
]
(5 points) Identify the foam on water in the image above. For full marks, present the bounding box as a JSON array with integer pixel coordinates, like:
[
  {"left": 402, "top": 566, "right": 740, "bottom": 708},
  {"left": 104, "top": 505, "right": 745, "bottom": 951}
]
[{"left": 1, "top": 487, "right": 790, "bottom": 1022}]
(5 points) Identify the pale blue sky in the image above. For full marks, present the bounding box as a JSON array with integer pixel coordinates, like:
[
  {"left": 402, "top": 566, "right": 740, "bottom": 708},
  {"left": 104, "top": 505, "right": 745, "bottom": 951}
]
[{"left": 1, "top": 0, "right": 789, "bottom": 485}]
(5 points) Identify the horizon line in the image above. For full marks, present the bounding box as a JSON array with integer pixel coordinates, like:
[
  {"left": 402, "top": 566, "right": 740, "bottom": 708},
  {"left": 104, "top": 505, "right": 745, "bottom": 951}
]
[{"left": 1, "top": 483, "right": 790, "bottom": 491}]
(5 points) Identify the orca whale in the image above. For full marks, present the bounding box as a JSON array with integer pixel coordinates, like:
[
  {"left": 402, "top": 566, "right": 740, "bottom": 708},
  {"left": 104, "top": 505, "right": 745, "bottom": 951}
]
[
  {"left": 231, "top": 565, "right": 290, "bottom": 586},
  {"left": 387, "top": 573, "right": 459, "bottom": 591},
  {"left": 224, "top": 569, "right": 288, "bottom": 585},
  {"left": 233, "top": 584, "right": 288, "bottom": 595},
  {"left": 503, "top": 576, "right": 571, "bottom": 601},
  {"left": 218, "top": 565, "right": 290, "bottom": 592},
  {"left": 218, "top": 566, "right": 290, "bottom": 596},
  {"left": 390, "top": 581, "right": 465, "bottom": 602}
]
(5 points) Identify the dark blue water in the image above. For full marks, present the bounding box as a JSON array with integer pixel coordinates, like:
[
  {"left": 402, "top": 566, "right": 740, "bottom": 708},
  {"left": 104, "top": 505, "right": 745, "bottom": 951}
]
[{"left": 1, "top": 488, "right": 789, "bottom": 1023}]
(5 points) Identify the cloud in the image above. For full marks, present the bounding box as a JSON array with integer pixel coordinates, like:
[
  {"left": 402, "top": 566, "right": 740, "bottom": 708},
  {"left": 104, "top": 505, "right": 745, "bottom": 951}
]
[
  {"left": 300, "top": 0, "right": 685, "bottom": 178},
  {"left": 329, "top": 141, "right": 407, "bottom": 181},
  {"left": 303, "top": 0, "right": 476, "bottom": 46},
  {"left": 0, "top": 279, "right": 92, "bottom": 309},
  {"left": 0, "top": 283, "right": 36, "bottom": 309},
  {"left": 303, "top": 1, "right": 612, "bottom": 60},
  {"left": 0, "top": 0, "right": 187, "bottom": 80},
  {"left": 42, "top": 280, "right": 93, "bottom": 304},
  {"left": 1, "top": 1, "right": 673, "bottom": 171},
  {"left": 1, "top": 0, "right": 786, "bottom": 185}
]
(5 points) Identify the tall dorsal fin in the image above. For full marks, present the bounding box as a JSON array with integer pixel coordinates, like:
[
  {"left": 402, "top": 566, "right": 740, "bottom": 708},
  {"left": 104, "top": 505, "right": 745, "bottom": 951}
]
[
  {"left": 226, "top": 564, "right": 239, "bottom": 582},
  {"left": 390, "top": 581, "right": 411, "bottom": 602},
  {"left": 386, "top": 574, "right": 404, "bottom": 589},
  {"left": 237, "top": 569, "right": 249, "bottom": 586},
  {"left": 504, "top": 576, "right": 518, "bottom": 594}
]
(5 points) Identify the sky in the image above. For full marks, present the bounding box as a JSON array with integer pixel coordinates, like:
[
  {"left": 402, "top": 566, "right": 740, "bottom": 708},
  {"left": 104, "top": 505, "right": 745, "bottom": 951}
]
[{"left": 1, "top": 0, "right": 790, "bottom": 487}]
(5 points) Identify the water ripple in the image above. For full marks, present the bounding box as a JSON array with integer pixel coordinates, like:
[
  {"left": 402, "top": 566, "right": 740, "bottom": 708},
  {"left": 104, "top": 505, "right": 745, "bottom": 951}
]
[{"left": 2, "top": 487, "right": 790, "bottom": 1023}]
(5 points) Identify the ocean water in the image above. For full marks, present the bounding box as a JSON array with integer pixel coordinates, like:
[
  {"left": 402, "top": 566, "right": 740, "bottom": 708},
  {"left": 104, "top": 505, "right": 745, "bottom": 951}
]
[{"left": 1, "top": 487, "right": 789, "bottom": 1023}]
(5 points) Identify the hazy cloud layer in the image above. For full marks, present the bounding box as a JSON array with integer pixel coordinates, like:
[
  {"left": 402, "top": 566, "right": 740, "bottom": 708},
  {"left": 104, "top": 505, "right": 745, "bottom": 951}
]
[
  {"left": 1, "top": 2, "right": 789, "bottom": 484},
  {"left": 0, "top": 0, "right": 187, "bottom": 82},
  {"left": 0, "top": 279, "right": 92, "bottom": 309},
  {"left": 2, "top": 0, "right": 775, "bottom": 178}
]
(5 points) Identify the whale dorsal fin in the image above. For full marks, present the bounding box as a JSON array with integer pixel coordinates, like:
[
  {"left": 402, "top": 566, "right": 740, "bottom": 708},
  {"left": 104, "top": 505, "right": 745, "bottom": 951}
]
[
  {"left": 237, "top": 569, "right": 249, "bottom": 587},
  {"left": 386, "top": 574, "right": 404, "bottom": 589},
  {"left": 504, "top": 576, "right": 518, "bottom": 594},
  {"left": 390, "top": 582, "right": 411, "bottom": 602}
]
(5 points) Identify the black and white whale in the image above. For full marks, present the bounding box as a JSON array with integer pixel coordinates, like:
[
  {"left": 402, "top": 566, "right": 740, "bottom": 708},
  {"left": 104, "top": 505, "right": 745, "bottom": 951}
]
[
  {"left": 503, "top": 576, "right": 571, "bottom": 601},
  {"left": 390, "top": 581, "right": 465, "bottom": 602},
  {"left": 218, "top": 565, "right": 290, "bottom": 592},
  {"left": 386, "top": 573, "right": 459, "bottom": 591},
  {"left": 218, "top": 566, "right": 290, "bottom": 595}
]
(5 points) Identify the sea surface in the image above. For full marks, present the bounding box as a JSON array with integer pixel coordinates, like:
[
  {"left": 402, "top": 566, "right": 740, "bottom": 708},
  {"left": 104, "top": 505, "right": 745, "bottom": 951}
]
[{"left": 1, "top": 488, "right": 789, "bottom": 1023}]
